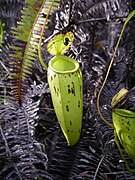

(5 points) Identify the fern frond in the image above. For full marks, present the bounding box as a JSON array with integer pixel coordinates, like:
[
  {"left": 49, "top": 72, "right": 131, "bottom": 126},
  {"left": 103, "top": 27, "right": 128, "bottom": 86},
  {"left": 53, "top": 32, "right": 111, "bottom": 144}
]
[
  {"left": 10, "top": 0, "right": 60, "bottom": 105},
  {"left": 79, "top": 0, "right": 122, "bottom": 20},
  {"left": 0, "top": 95, "right": 49, "bottom": 179}
]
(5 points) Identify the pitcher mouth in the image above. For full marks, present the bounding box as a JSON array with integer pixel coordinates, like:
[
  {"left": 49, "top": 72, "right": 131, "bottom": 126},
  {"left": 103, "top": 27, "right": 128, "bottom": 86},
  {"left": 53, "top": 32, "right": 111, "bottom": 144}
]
[
  {"left": 113, "top": 108, "right": 135, "bottom": 118},
  {"left": 48, "top": 55, "right": 79, "bottom": 74}
]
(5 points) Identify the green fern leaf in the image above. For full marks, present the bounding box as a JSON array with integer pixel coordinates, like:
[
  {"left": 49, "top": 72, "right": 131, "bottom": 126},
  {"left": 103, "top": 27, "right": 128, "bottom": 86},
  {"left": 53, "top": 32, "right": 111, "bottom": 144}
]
[{"left": 10, "top": 0, "right": 60, "bottom": 105}]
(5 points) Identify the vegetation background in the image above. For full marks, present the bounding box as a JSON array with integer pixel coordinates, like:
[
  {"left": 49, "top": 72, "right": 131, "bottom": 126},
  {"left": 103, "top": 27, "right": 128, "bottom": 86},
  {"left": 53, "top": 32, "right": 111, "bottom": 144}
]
[{"left": 0, "top": 0, "right": 135, "bottom": 179}]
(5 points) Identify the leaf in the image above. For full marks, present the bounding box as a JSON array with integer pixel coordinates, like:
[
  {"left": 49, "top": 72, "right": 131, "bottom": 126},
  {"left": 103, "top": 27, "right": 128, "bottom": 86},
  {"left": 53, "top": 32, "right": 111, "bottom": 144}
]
[{"left": 10, "top": 0, "right": 60, "bottom": 105}]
